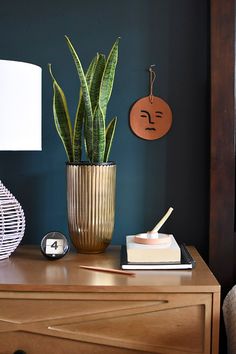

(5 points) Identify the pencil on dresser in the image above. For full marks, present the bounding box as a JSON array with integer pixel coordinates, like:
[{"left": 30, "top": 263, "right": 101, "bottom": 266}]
[{"left": 79, "top": 265, "right": 136, "bottom": 276}]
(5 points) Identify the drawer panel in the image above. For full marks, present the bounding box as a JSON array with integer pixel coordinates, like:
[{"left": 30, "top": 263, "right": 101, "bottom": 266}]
[
  {"left": 0, "top": 293, "right": 212, "bottom": 354},
  {"left": 0, "top": 332, "right": 147, "bottom": 354}
]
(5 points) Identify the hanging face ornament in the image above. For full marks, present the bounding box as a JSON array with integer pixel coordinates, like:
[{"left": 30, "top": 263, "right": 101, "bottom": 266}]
[{"left": 129, "top": 65, "right": 172, "bottom": 140}]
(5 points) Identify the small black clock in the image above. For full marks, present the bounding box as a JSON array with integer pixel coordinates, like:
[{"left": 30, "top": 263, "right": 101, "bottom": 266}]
[{"left": 40, "top": 232, "right": 69, "bottom": 260}]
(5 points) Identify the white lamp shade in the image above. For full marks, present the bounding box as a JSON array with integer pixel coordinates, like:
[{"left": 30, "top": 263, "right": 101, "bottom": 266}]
[{"left": 0, "top": 60, "right": 42, "bottom": 150}]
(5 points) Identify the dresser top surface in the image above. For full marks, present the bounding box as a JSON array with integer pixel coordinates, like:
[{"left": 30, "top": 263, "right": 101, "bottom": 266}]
[{"left": 0, "top": 245, "right": 220, "bottom": 293}]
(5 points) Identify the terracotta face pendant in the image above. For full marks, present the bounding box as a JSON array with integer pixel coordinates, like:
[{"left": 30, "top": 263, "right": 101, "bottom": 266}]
[
  {"left": 129, "top": 65, "right": 172, "bottom": 140},
  {"left": 129, "top": 95, "right": 172, "bottom": 140}
]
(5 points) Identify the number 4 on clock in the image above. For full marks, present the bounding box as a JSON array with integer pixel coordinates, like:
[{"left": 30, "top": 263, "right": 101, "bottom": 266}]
[
  {"left": 51, "top": 241, "right": 58, "bottom": 250},
  {"left": 45, "top": 239, "right": 64, "bottom": 255}
]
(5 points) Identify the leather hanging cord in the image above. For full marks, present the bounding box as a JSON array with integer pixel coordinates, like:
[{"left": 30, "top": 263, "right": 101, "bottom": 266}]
[{"left": 149, "top": 64, "right": 156, "bottom": 103}]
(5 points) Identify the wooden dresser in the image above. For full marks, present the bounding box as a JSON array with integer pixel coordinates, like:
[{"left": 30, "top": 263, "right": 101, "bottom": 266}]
[{"left": 0, "top": 246, "right": 220, "bottom": 354}]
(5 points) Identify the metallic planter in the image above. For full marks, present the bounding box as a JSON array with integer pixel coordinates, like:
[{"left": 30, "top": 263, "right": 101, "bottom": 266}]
[{"left": 67, "top": 162, "right": 116, "bottom": 253}]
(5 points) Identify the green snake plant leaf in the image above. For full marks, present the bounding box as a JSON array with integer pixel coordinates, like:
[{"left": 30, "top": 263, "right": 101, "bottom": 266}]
[
  {"left": 83, "top": 53, "right": 106, "bottom": 160},
  {"left": 73, "top": 54, "right": 98, "bottom": 163},
  {"left": 104, "top": 117, "right": 117, "bottom": 162},
  {"left": 48, "top": 64, "right": 73, "bottom": 162},
  {"left": 65, "top": 35, "right": 94, "bottom": 161},
  {"left": 99, "top": 37, "right": 120, "bottom": 117},
  {"left": 92, "top": 105, "right": 105, "bottom": 163},
  {"left": 89, "top": 53, "right": 106, "bottom": 111}
]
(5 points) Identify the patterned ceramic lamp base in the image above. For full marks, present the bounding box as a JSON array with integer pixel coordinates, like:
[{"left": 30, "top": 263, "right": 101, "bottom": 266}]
[{"left": 0, "top": 181, "right": 25, "bottom": 260}]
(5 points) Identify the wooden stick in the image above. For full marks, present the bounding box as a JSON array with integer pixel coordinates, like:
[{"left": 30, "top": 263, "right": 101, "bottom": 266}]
[
  {"left": 79, "top": 265, "right": 136, "bottom": 277},
  {"left": 152, "top": 207, "right": 174, "bottom": 232}
]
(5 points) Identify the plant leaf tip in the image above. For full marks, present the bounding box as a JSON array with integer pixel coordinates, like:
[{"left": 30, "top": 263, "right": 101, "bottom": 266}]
[{"left": 64, "top": 35, "right": 71, "bottom": 42}]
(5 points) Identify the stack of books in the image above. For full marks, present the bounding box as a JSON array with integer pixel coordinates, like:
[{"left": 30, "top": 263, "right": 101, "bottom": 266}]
[{"left": 120, "top": 234, "right": 195, "bottom": 270}]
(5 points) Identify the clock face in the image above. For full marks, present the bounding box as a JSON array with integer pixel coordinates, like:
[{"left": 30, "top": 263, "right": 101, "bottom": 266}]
[{"left": 40, "top": 232, "right": 69, "bottom": 260}]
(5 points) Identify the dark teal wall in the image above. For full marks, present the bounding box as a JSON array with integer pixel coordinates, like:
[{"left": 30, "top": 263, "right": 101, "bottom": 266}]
[{"left": 0, "top": 0, "right": 210, "bottom": 258}]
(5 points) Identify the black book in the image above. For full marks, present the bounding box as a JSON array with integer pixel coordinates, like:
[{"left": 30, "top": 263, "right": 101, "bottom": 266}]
[{"left": 120, "top": 244, "right": 196, "bottom": 270}]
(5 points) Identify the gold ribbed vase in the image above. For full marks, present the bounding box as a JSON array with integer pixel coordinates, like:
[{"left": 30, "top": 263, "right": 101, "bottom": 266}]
[{"left": 67, "top": 162, "right": 116, "bottom": 253}]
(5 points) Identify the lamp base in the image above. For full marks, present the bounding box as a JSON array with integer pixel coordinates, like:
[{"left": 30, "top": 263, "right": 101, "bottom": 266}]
[{"left": 0, "top": 180, "right": 25, "bottom": 260}]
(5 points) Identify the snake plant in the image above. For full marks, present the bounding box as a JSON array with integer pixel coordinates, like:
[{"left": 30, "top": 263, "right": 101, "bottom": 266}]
[{"left": 49, "top": 36, "right": 119, "bottom": 163}]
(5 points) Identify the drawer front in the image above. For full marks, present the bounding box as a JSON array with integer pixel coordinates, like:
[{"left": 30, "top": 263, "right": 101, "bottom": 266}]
[
  {"left": 0, "top": 332, "right": 148, "bottom": 354},
  {"left": 0, "top": 293, "right": 212, "bottom": 354}
]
